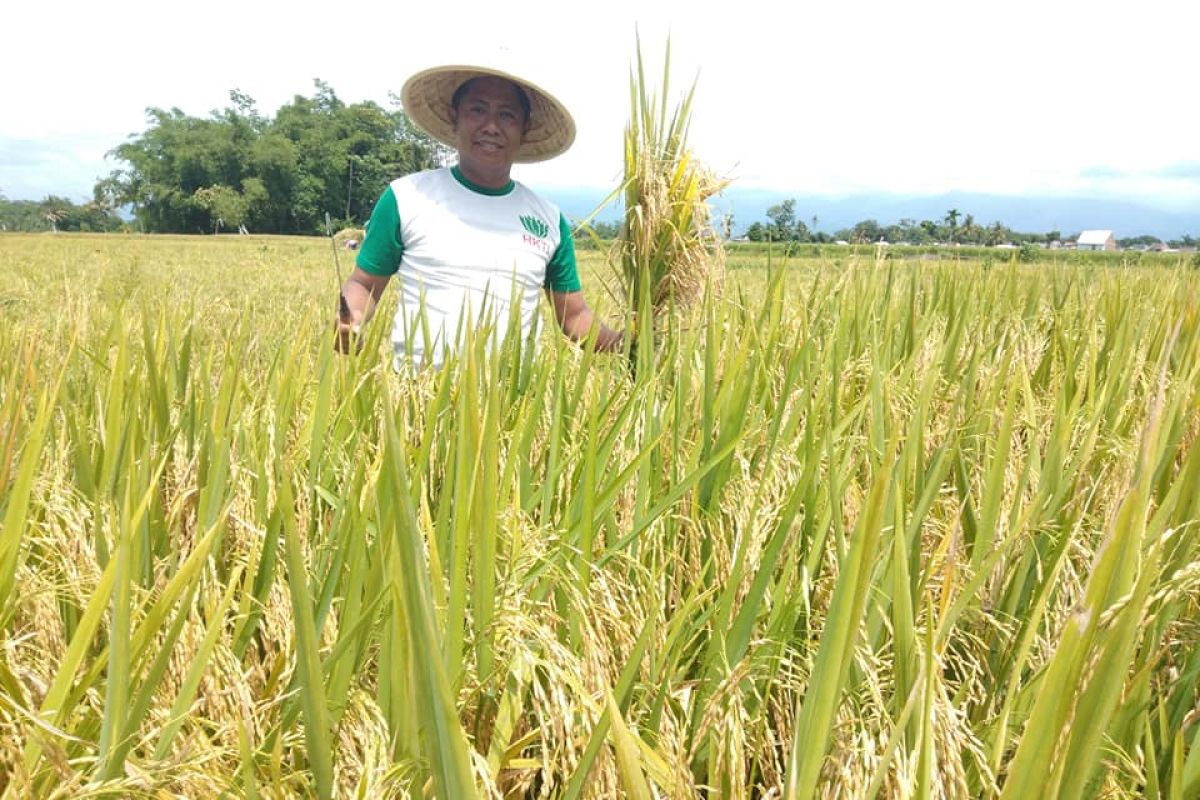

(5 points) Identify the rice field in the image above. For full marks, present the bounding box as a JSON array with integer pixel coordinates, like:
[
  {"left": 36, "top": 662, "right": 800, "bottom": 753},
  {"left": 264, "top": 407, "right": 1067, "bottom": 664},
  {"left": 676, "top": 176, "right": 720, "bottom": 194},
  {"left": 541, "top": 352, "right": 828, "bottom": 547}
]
[{"left": 0, "top": 232, "right": 1197, "bottom": 798}]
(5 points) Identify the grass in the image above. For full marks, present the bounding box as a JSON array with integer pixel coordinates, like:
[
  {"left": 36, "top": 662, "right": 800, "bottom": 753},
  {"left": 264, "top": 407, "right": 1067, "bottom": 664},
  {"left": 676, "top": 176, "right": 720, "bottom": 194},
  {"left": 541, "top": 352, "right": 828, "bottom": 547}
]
[{"left": 0, "top": 232, "right": 1197, "bottom": 798}]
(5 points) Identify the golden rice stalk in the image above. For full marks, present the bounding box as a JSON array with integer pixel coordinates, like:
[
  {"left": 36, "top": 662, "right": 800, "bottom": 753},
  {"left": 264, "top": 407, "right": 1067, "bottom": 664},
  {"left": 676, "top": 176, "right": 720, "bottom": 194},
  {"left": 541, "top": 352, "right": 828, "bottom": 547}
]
[{"left": 616, "top": 35, "right": 728, "bottom": 330}]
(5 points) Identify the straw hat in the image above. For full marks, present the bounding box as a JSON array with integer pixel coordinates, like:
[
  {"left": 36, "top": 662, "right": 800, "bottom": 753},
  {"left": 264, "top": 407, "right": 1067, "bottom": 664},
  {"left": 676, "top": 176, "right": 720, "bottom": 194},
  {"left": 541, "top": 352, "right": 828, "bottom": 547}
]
[{"left": 401, "top": 63, "right": 576, "bottom": 164}]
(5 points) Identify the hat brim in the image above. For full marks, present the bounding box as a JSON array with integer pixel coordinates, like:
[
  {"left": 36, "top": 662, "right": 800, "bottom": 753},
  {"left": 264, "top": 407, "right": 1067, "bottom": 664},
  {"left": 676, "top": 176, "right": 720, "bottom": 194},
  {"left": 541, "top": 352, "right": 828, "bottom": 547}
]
[{"left": 401, "top": 65, "right": 576, "bottom": 164}]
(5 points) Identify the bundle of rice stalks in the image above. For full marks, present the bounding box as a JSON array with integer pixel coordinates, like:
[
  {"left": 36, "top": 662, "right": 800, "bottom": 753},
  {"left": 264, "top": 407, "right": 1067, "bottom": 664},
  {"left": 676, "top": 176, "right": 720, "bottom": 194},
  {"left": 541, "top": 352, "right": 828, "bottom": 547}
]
[{"left": 616, "top": 37, "right": 729, "bottom": 350}]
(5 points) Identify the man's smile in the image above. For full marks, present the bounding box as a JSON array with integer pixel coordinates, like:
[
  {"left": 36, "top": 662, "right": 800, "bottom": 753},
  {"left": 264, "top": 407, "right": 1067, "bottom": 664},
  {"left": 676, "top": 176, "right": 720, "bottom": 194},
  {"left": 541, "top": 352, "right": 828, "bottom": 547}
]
[{"left": 450, "top": 76, "right": 531, "bottom": 187}]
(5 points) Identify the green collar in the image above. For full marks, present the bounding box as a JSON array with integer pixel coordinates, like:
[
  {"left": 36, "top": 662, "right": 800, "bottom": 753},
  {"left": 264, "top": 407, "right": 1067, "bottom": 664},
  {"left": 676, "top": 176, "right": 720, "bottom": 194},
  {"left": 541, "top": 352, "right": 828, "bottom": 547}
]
[{"left": 451, "top": 165, "right": 515, "bottom": 196}]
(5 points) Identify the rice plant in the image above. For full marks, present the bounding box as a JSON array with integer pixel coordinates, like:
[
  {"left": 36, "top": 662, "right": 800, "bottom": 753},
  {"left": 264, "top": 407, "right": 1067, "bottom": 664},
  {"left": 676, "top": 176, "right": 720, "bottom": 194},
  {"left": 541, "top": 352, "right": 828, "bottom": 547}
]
[
  {"left": 0, "top": 231, "right": 1198, "bottom": 797},
  {"left": 614, "top": 36, "right": 728, "bottom": 376}
]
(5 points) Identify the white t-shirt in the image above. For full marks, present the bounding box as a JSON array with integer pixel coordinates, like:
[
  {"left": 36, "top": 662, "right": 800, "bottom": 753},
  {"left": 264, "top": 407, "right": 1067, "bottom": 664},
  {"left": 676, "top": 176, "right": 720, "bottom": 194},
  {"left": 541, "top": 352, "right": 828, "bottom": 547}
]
[{"left": 356, "top": 166, "right": 580, "bottom": 369}]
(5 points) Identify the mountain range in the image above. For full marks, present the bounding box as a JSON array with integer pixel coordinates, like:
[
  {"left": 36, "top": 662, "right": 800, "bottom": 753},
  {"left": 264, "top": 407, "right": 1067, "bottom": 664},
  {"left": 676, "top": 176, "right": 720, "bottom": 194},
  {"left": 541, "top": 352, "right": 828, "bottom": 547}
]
[{"left": 537, "top": 186, "right": 1199, "bottom": 241}]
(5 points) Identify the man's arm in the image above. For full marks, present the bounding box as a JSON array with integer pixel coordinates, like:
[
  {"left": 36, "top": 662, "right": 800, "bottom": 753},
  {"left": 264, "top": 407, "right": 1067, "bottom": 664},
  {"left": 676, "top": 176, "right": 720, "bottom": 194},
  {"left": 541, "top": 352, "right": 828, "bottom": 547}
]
[
  {"left": 335, "top": 267, "right": 391, "bottom": 352},
  {"left": 545, "top": 289, "right": 623, "bottom": 351}
]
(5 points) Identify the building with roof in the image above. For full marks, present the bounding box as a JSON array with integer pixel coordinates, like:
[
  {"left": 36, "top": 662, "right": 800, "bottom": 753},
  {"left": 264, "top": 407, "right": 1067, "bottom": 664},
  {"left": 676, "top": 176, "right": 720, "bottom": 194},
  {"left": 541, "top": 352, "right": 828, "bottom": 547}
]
[{"left": 1077, "top": 230, "right": 1117, "bottom": 251}]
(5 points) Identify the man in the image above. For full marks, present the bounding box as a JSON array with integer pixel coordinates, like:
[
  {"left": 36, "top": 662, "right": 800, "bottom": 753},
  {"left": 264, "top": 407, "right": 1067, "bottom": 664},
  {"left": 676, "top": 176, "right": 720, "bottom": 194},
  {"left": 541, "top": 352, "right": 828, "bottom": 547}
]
[{"left": 335, "top": 62, "right": 622, "bottom": 368}]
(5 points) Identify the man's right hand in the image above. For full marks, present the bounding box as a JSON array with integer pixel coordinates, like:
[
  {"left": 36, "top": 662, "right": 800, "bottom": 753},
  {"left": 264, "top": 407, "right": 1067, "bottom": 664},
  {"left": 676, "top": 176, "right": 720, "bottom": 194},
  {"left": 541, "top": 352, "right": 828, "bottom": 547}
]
[
  {"left": 333, "top": 304, "right": 363, "bottom": 354},
  {"left": 333, "top": 267, "right": 391, "bottom": 354}
]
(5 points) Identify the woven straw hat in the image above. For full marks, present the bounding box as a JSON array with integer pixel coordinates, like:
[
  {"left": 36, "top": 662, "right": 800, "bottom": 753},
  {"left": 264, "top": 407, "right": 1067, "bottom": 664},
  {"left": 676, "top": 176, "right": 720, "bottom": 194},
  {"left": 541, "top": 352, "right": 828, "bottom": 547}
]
[{"left": 401, "top": 63, "right": 576, "bottom": 163}]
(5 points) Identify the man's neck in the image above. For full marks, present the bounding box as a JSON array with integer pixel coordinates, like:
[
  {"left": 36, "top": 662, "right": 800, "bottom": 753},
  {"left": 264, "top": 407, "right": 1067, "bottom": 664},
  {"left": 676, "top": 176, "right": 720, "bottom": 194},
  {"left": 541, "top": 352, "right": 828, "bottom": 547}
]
[
  {"left": 455, "top": 160, "right": 512, "bottom": 191},
  {"left": 451, "top": 165, "right": 515, "bottom": 196}
]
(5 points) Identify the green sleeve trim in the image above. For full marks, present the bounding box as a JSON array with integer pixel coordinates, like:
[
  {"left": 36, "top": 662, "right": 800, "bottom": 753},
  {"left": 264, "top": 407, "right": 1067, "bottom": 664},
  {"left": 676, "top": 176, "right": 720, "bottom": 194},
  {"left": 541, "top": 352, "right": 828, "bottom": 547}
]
[
  {"left": 355, "top": 185, "right": 403, "bottom": 276},
  {"left": 545, "top": 213, "right": 581, "bottom": 292}
]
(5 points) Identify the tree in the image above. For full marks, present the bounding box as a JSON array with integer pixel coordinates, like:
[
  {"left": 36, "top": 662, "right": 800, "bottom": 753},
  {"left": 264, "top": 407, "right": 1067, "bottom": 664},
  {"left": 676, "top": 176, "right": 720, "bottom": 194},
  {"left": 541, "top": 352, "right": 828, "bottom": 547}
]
[
  {"left": 851, "top": 219, "right": 883, "bottom": 244},
  {"left": 75, "top": 200, "right": 123, "bottom": 232},
  {"left": 765, "top": 199, "right": 797, "bottom": 241},
  {"left": 1117, "top": 235, "right": 1159, "bottom": 249},
  {"left": 0, "top": 194, "right": 120, "bottom": 232},
  {"left": 984, "top": 221, "right": 1006, "bottom": 246},
  {"left": 961, "top": 213, "right": 979, "bottom": 244},
  {"left": 944, "top": 208, "right": 960, "bottom": 243},
  {"left": 101, "top": 82, "right": 440, "bottom": 234},
  {"left": 723, "top": 213, "right": 1189, "bottom": 254},
  {"left": 193, "top": 184, "right": 251, "bottom": 233},
  {"left": 39, "top": 196, "right": 69, "bottom": 233}
]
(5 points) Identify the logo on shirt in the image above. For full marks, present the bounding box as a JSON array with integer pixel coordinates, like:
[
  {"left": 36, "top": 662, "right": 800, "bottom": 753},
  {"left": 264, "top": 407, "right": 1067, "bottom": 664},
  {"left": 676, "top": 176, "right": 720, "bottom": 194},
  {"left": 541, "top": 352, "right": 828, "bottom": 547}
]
[
  {"left": 520, "top": 214, "right": 552, "bottom": 256},
  {"left": 520, "top": 215, "right": 550, "bottom": 239}
]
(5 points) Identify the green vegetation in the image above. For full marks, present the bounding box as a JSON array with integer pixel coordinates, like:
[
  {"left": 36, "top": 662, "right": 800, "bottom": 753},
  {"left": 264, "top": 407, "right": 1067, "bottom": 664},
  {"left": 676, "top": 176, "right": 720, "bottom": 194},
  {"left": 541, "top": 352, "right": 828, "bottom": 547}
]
[
  {"left": 739, "top": 202, "right": 1199, "bottom": 250},
  {"left": 722, "top": 240, "right": 1200, "bottom": 270},
  {"left": 0, "top": 192, "right": 122, "bottom": 233},
  {"left": 0, "top": 233, "right": 1197, "bottom": 797},
  {"left": 94, "top": 83, "right": 444, "bottom": 235},
  {"left": 1120, "top": 233, "right": 1200, "bottom": 250}
]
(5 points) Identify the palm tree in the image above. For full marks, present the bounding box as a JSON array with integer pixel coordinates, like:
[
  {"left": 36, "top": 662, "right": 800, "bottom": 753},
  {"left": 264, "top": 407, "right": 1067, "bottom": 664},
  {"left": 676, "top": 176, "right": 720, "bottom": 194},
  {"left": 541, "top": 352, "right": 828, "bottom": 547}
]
[
  {"left": 944, "top": 208, "right": 960, "bottom": 244},
  {"left": 42, "top": 206, "right": 65, "bottom": 233},
  {"left": 962, "top": 213, "right": 977, "bottom": 244},
  {"left": 985, "top": 221, "right": 1005, "bottom": 247}
]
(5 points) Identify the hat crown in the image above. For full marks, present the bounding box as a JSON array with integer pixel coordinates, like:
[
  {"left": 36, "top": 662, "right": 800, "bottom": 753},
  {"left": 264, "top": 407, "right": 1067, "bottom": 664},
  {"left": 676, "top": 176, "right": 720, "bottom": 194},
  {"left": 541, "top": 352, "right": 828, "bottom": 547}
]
[{"left": 401, "top": 58, "right": 575, "bottom": 164}]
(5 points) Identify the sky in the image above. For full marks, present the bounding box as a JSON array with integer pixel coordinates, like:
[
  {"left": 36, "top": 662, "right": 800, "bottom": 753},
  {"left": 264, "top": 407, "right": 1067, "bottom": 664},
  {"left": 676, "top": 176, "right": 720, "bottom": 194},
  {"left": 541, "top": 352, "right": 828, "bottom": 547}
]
[{"left": 2, "top": 0, "right": 1198, "bottom": 213}]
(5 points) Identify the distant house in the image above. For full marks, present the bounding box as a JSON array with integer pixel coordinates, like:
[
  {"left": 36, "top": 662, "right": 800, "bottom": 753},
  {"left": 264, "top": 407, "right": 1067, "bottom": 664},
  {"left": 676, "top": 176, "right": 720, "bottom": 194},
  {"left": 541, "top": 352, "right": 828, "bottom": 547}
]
[{"left": 1077, "top": 230, "right": 1117, "bottom": 251}]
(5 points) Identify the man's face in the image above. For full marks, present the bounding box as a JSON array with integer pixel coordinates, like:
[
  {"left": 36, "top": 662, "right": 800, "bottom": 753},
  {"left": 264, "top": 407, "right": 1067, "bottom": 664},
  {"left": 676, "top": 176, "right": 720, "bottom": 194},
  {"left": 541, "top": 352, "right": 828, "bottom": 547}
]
[{"left": 451, "top": 77, "right": 528, "bottom": 180}]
